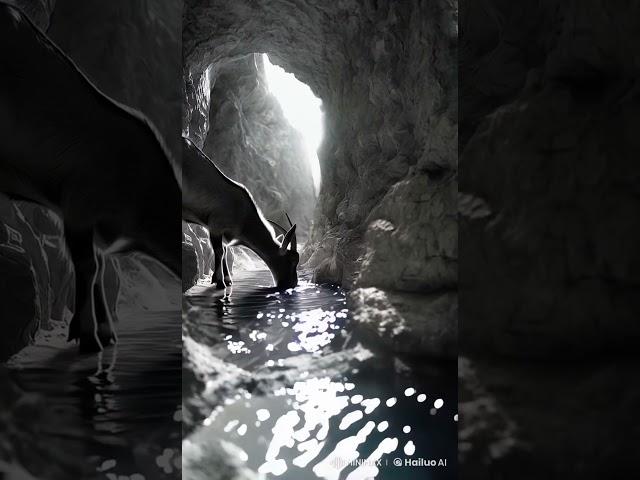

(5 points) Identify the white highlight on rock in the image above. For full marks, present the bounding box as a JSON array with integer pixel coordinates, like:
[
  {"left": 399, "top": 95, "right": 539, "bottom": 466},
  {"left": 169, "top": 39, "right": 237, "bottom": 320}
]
[{"left": 263, "top": 53, "right": 324, "bottom": 193}]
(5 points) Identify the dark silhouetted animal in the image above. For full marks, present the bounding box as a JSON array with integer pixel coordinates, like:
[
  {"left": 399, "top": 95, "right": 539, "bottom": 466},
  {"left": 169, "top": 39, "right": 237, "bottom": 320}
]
[
  {"left": 0, "top": 3, "right": 181, "bottom": 351},
  {"left": 182, "top": 138, "right": 298, "bottom": 290}
]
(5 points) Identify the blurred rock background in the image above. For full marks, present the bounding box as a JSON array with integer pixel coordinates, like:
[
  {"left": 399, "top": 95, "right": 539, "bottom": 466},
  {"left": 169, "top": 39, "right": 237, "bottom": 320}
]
[{"left": 458, "top": 1, "right": 640, "bottom": 477}]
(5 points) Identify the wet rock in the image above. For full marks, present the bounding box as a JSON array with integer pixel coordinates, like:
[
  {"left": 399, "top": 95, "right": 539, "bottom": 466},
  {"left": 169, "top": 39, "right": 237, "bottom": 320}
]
[
  {"left": 200, "top": 54, "right": 316, "bottom": 239},
  {"left": 183, "top": 437, "right": 258, "bottom": 480},
  {"left": 349, "top": 287, "right": 457, "bottom": 358},
  {"left": 0, "top": 197, "right": 52, "bottom": 360},
  {"left": 0, "top": 248, "right": 39, "bottom": 362},
  {"left": 357, "top": 173, "right": 457, "bottom": 293},
  {"left": 14, "top": 202, "right": 74, "bottom": 326},
  {"left": 182, "top": 336, "right": 253, "bottom": 433}
]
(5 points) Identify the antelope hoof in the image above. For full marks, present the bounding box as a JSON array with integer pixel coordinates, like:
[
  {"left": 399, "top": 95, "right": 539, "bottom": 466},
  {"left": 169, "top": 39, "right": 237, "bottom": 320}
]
[
  {"left": 97, "top": 323, "right": 117, "bottom": 347},
  {"left": 224, "top": 276, "right": 233, "bottom": 285},
  {"left": 78, "top": 332, "right": 104, "bottom": 353}
]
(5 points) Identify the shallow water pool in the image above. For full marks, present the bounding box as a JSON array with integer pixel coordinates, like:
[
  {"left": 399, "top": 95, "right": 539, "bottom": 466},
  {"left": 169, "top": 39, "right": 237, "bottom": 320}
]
[{"left": 183, "top": 270, "right": 456, "bottom": 480}]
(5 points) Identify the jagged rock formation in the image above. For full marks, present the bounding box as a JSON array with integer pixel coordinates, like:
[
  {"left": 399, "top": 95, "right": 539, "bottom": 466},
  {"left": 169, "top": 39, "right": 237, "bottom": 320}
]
[
  {"left": 0, "top": 195, "right": 74, "bottom": 361},
  {"left": 458, "top": 2, "right": 640, "bottom": 477},
  {"left": 182, "top": 0, "right": 458, "bottom": 355},
  {"left": 460, "top": 0, "right": 640, "bottom": 357}
]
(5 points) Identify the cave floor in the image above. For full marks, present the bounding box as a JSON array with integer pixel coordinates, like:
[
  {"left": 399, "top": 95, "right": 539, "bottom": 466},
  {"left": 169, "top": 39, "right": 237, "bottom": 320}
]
[{"left": 183, "top": 269, "right": 457, "bottom": 480}]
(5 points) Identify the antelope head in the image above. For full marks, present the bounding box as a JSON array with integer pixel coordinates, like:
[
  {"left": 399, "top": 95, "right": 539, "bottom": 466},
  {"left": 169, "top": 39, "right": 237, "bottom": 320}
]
[{"left": 268, "top": 213, "right": 299, "bottom": 289}]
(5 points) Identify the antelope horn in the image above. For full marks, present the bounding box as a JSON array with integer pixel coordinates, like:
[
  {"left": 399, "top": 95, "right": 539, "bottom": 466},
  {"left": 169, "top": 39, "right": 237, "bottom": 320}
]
[
  {"left": 279, "top": 224, "right": 297, "bottom": 254},
  {"left": 284, "top": 212, "right": 297, "bottom": 252},
  {"left": 268, "top": 219, "right": 287, "bottom": 236},
  {"left": 291, "top": 226, "right": 297, "bottom": 253}
]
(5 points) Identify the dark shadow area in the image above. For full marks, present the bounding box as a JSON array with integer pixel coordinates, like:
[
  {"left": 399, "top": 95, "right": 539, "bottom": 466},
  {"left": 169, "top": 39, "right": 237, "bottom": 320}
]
[{"left": 459, "top": 0, "right": 640, "bottom": 477}]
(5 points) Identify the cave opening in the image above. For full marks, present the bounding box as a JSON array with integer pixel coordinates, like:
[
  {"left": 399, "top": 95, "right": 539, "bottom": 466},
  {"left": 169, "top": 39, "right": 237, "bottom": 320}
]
[
  {"left": 184, "top": 51, "right": 324, "bottom": 281},
  {"left": 262, "top": 53, "right": 324, "bottom": 195}
]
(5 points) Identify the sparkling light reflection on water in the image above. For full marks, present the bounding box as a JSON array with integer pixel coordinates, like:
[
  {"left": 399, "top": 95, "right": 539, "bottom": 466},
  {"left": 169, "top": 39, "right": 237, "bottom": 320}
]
[{"left": 184, "top": 270, "right": 456, "bottom": 479}]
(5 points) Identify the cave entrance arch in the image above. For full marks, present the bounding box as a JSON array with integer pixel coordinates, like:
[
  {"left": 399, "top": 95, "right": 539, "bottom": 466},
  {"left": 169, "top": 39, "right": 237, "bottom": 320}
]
[
  {"left": 262, "top": 53, "right": 323, "bottom": 195},
  {"left": 187, "top": 52, "right": 322, "bottom": 278}
]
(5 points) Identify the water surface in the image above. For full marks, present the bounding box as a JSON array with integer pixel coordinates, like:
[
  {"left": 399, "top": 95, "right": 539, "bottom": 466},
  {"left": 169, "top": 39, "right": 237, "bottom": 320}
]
[
  {"left": 8, "top": 308, "right": 182, "bottom": 480},
  {"left": 183, "top": 270, "right": 456, "bottom": 480}
]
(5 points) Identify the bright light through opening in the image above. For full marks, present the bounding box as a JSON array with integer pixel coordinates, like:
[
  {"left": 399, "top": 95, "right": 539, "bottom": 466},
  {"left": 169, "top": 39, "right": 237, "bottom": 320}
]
[{"left": 262, "top": 53, "right": 323, "bottom": 194}]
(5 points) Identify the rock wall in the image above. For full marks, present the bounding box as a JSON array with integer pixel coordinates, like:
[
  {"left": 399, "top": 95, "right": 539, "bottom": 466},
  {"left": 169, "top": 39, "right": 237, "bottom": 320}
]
[
  {"left": 459, "top": 0, "right": 640, "bottom": 357},
  {"left": 183, "top": 0, "right": 458, "bottom": 356},
  {"left": 458, "top": 2, "right": 640, "bottom": 476},
  {"left": 0, "top": 195, "right": 73, "bottom": 361}
]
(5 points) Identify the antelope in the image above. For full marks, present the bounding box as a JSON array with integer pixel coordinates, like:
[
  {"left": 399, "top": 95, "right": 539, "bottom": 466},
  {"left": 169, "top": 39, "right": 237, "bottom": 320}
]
[
  {"left": 0, "top": 3, "right": 181, "bottom": 352},
  {"left": 182, "top": 137, "right": 299, "bottom": 290}
]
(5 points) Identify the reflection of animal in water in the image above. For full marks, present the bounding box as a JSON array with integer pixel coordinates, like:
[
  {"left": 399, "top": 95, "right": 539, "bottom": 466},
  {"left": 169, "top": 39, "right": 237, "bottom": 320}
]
[
  {"left": 0, "top": 4, "right": 181, "bottom": 352},
  {"left": 182, "top": 137, "right": 299, "bottom": 290}
]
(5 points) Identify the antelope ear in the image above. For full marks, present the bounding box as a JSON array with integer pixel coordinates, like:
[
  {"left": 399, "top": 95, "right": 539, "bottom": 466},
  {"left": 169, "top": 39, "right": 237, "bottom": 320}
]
[
  {"left": 276, "top": 234, "right": 284, "bottom": 244},
  {"left": 279, "top": 224, "right": 297, "bottom": 254}
]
